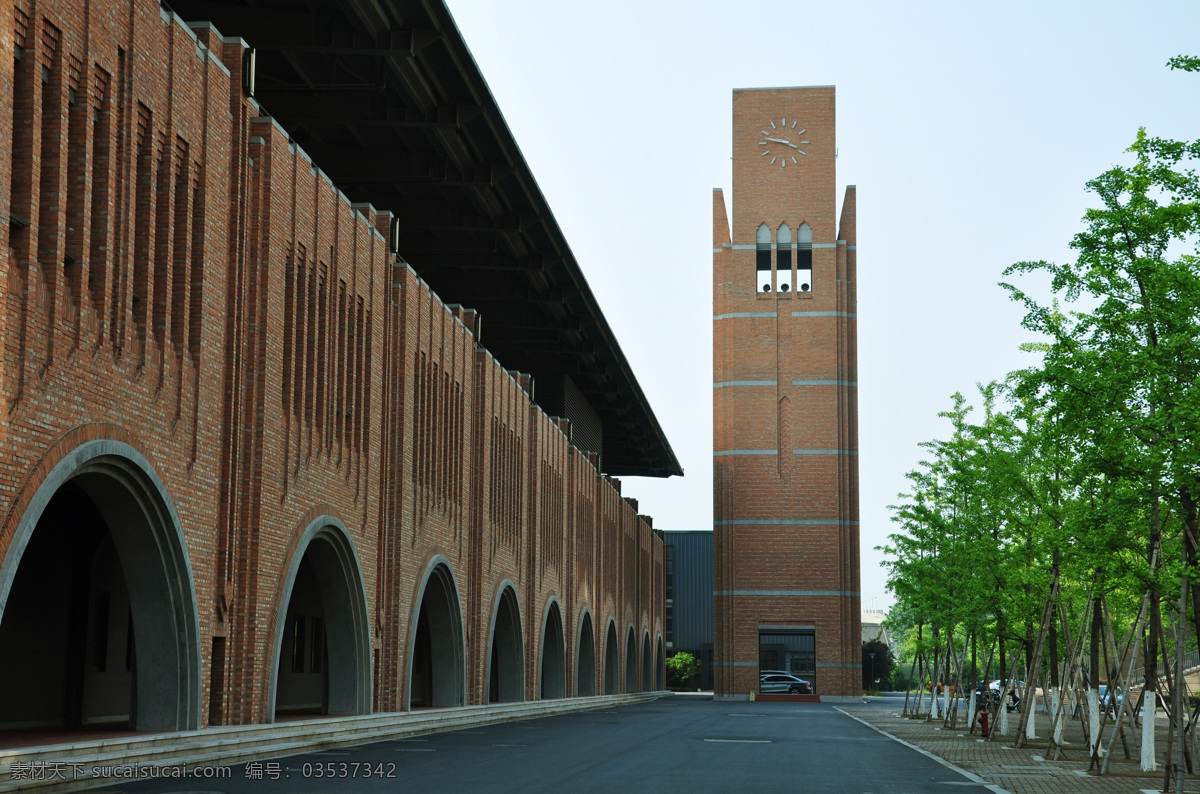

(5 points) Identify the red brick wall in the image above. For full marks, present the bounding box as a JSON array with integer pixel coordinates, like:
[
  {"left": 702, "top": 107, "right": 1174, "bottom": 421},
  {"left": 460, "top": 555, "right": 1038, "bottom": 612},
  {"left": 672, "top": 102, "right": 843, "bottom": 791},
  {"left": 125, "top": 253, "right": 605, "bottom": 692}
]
[
  {"left": 0, "top": 0, "right": 665, "bottom": 726},
  {"left": 713, "top": 87, "right": 861, "bottom": 698}
]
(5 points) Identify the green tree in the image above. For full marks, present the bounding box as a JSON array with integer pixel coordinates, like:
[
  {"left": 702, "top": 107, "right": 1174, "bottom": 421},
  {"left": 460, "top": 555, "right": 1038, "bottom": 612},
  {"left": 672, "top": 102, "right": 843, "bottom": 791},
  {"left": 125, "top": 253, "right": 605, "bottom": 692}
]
[{"left": 665, "top": 651, "right": 700, "bottom": 691}]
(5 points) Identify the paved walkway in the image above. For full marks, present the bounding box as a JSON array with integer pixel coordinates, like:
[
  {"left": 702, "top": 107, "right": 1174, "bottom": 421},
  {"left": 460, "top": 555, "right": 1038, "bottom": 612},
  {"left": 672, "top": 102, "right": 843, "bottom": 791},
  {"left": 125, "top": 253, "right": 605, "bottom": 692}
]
[{"left": 840, "top": 698, "right": 1197, "bottom": 794}]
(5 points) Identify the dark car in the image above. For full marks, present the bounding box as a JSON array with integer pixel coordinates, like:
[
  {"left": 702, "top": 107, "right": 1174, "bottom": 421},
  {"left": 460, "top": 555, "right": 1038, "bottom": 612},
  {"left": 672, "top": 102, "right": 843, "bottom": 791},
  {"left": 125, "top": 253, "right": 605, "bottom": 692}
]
[{"left": 760, "top": 674, "right": 812, "bottom": 694}]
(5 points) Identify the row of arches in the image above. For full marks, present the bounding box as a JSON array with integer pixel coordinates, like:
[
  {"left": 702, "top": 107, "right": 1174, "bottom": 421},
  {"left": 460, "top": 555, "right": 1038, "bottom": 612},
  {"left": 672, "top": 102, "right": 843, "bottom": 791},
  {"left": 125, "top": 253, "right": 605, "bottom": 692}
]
[
  {"left": 756, "top": 221, "right": 814, "bottom": 294},
  {"left": 0, "top": 442, "right": 663, "bottom": 735},
  {"left": 413, "top": 567, "right": 665, "bottom": 709}
]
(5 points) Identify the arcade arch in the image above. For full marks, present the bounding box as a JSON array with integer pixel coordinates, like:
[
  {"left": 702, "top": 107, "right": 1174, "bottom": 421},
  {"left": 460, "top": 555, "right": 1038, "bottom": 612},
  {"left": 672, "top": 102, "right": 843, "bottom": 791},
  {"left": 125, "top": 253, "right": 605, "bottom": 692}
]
[
  {"left": 576, "top": 612, "right": 596, "bottom": 697},
  {"left": 0, "top": 441, "right": 201, "bottom": 732},
  {"left": 408, "top": 559, "right": 465, "bottom": 708},
  {"left": 603, "top": 620, "right": 619, "bottom": 695},
  {"left": 269, "top": 518, "right": 372, "bottom": 719},
  {"left": 539, "top": 600, "right": 566, "bottom": 700},
  {"left": 624, "top": 626, "right": 637, "bottom": 693},
  {"left": 486, "top": 583, "right": 524, "bottom": 703},
  {"left": 641, "top": 632, "right": 652, "bottom": 692}
]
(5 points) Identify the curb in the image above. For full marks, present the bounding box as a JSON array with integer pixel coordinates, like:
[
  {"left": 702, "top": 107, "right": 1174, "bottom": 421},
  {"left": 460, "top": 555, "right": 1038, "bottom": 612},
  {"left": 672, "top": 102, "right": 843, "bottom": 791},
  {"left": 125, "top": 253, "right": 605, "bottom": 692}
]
[{"left": 834, "top": 707, "right": 1011, "bottom": 794}]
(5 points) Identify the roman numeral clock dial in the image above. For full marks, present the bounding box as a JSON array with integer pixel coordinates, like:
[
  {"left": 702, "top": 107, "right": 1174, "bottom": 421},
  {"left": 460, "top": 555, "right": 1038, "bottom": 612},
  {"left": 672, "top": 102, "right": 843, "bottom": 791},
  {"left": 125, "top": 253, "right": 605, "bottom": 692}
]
[{"left": 759, "top": 118, "right": 810, "bottom": 168}]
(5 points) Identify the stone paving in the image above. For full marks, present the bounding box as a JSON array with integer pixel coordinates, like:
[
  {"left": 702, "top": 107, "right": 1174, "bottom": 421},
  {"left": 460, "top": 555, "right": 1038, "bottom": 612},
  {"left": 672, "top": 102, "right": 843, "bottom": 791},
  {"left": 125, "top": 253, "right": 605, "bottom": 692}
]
[{"left": 838, "top": 698, "right": 1200, "bottom": 794}]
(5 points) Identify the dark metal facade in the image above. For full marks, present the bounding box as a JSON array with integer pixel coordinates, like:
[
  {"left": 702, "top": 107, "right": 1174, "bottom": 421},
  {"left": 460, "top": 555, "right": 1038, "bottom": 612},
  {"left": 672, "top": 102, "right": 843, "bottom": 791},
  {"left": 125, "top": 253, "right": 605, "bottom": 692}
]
[{"left": 662, "top": 531, "right": 713, "bottom": 688}]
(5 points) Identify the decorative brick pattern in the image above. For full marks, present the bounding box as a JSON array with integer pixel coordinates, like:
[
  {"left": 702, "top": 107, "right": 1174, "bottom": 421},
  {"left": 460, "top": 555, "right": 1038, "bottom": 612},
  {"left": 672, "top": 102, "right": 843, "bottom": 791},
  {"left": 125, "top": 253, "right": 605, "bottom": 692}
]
[
  {"left": 713, "top": 87, "right": 861, "bottom": 697},
  {"left": 0, "top": 0, "right": 664, "bottom": 727}
]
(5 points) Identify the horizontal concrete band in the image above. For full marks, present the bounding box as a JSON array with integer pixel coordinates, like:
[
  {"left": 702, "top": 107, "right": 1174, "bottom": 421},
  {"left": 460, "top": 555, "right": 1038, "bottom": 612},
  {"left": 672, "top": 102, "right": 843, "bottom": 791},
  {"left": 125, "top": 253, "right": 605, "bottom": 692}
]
[
  {"left": 728, "top": 243, "right": 840, "bottom": 250},
  {"left": 817, "top": 662, "right": 863, "bottom": 668},
  {"left": 759, "top": 625, "right": 817, "bottom": 630},
  {"left": 714, "top": 244, "right": 857, "bottom": 252},
  {"left": 712, "top": 380, "right": 857, "bottom": 387},
  {"left": 793, "top": 449, "right": 858, "bottom": 456},
  {"left": 713, "top": 311, "right": 777, "bottom": 320},
  {"left": 713, "top": 449, "right": 778, "bottom": 456},
  {"left": 711, "top": 311, "right": 858, "bottom": 320},
  {"left": 712, "top": 449, "right": 858, "bottom": 456},
  {"left": 713, "top": 519, "right": 860, "bottom": 526},
  {"left": 714, "top": 590, "right": 861, "bottom": 597},
  {"left": 791, "top": 311, "right": 857, "bottom": 318}
]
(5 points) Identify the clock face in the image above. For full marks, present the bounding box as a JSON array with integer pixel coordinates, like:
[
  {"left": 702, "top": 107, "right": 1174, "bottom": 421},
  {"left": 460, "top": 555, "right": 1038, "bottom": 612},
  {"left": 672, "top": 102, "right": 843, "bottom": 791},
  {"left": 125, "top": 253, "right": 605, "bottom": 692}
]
[{"left": 759, "top": 118, "right": 810, "bottom": 168}]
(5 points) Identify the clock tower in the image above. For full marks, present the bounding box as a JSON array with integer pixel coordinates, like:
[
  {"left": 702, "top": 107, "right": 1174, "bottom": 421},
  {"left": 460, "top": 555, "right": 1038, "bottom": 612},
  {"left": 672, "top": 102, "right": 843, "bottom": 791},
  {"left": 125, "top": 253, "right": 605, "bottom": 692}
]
[{"left": 712, "top": 86, "right": 861, "bottom": 699}]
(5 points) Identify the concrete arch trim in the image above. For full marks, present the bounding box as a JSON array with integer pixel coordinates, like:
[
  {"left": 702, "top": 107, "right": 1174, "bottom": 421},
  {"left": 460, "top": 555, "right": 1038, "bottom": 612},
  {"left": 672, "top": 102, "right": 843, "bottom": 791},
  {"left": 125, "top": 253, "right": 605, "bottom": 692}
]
[
  {"left": 483, "top": 580, "right": 524, "bottom": 703},
  {"left": 537, "top": 595, "right": 566, "bottom": 699},
  {"left": 0, "top": 435, "right": 203, "bottom": 731},
  {"left": 404, "top": 555, "right": 466, "bottom": 710},
  {"left": 655, "top": 634, "right": 666, "bottom": 691},
  {"left": 624, "top": 623, "right": 638, "bottom": 692},
  {"left": 641, "top": 629, "right": 653, "bottom": 690},
  {"left": 266, "top": 513, "right": 373, "bottom": 722},
  {"left": 574, "top": 608, "right": 597, "bottom": 697},
  {"left": 575, "top": 607, "right": 594, "bottom": 655},
  {"left": 602, "top": 617, "right": 620, "bottom": 694}
]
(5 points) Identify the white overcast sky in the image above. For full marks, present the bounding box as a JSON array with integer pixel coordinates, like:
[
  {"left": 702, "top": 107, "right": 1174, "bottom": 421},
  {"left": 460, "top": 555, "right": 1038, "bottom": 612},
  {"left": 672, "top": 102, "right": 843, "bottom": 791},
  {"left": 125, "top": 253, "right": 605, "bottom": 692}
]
[{"left": 443, "top": 0, "right": 1200, "bottom": 612}]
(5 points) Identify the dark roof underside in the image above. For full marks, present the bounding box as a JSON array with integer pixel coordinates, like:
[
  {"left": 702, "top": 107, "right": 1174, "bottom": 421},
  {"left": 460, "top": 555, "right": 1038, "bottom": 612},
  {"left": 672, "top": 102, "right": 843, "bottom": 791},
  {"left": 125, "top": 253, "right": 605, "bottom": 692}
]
[{"left": 167, "top": 0, "right": 681, "bottom": 478}]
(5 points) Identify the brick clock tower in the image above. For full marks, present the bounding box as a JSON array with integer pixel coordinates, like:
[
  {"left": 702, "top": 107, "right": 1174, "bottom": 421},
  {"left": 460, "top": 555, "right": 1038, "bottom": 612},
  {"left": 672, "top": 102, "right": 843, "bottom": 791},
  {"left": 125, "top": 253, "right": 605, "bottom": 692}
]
[{"left": 712, "top": 86, "right": 861, "bottom": 699}]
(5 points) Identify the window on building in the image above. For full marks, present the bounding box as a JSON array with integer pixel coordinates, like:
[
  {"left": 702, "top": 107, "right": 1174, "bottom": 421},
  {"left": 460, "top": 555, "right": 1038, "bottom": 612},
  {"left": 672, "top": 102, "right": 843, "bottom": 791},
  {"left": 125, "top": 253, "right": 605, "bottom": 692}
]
[
  {"left": 310, "top": 617, "right": 324, "bottom": 673},
  {"left": 756, "top": 223, "right": 771, "bottom": 293},
  {"left": 759, "top": 630, "right": 816, "bottom": 690},
  {"left": 665, "top": 545, "right": 674, "bottom": 649},
  {"left": 776, "top": 224, "right": 792, "bottom": 292},
  {"left": 797, "top": 223, "right": 813, "bottom": 292},
  {"left": 290, "top": 615, "right": 306, "bottom": 673}
]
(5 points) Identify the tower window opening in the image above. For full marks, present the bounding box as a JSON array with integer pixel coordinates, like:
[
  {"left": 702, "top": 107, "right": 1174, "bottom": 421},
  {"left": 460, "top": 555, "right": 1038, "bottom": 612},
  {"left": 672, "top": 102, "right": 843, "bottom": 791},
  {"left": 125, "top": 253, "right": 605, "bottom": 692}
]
[
  {"left": 777, "top": 224, "right": 792, "bottom": 293},
  {"left": 797, "top": 223, "right": 813, "bottom": 292},
  {"left": 756, "top": 223, "right": 771, "bottom": 293}
]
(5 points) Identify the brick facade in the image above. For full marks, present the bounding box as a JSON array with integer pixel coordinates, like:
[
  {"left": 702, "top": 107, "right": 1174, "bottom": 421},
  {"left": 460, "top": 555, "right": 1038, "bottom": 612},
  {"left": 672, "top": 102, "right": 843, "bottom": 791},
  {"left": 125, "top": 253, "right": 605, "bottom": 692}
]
[
  {"left": 712, "top": 87, "right": 861, "bottom": 698},
  {"left": 0, "top": 0, "right": 664, "bottom": 732}
]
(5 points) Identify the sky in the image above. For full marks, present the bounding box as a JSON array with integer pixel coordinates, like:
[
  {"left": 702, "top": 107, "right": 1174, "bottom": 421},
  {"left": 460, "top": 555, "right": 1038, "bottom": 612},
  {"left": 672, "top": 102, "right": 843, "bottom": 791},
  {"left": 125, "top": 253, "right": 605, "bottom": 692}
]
[{"left": 442, "top": 0, "right": 1200, "bottom": 613}]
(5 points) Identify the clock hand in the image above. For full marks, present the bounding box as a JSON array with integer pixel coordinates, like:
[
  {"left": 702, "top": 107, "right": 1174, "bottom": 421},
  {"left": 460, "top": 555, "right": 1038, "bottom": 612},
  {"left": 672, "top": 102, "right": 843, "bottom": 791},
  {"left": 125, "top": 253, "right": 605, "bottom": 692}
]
[{"left": 764, "top": 137, "right": 799, "bottom": 149}]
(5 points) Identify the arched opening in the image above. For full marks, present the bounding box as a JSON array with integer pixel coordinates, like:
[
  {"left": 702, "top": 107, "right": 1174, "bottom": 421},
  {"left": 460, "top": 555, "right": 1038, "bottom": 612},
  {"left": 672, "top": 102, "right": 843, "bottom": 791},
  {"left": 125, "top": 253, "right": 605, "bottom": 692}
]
[
  {"left": 603, "top": 621, "right": 619, "bottom": 695},
  {"left": 576, "top": 613, "right": 596, "bottom": 697},
  {"left": 756, "top": 223, "right": 772, "bottom": 293},
  {"left": 797, "top": 222, "right": 813, "bottom": 292},
  {"left": 270, "top": 521, "right": 372, "bottom": 719},
  {"left": 486, "top": 584, "right": 524, "bottom": 703},
  {"left": 641, "top": 632, "right": 652, "bottom": 692},
  {"left": 408, "top": 561, "right": 465, "bottom": 708},
  {"left": 539, "top": 600, "right": 566, "bottom": 700},
  {"left": 625, "top": 626, "right": 638, "bottom": 693},
  {"left": 776, "top": 223, "right": 793, "bottom": 292},
  {"left": 0, "top": 443, "right": 201, "bottom": 733},
  {"left": 656, "top": 636, "right": 665, "bottom": 691}
]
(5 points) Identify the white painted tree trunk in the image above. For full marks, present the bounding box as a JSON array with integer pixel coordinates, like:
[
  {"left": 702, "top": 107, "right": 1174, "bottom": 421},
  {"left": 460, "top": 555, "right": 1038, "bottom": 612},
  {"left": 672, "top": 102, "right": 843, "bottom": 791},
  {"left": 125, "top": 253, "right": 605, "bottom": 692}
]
[
  {"left": 1142, "top": 687, "right": 1156, "bottom": 771},
  {"left": 998, "top": 697, "right": 1009, "bottom": 735},
  {"left": 915, "top": 685, "right": 925, "bottom": 716},
  {"left": 967, "top": 690, "right": 977, "bottom": 729},
  {"left": 1087, "top": 688, "right": 1100, "bottom": 757},
  {"left": 1051, "top": 686, "right": 1065, "bottom": 744},
  {"left": 931, "top": 686, "right": 941, "bottom": 719},
  {"left": 1026, "top": 688, "right": 1037, "bottom": 739},
  {"left": 943, "top": 686, "right": 950, "bottom": 720}
]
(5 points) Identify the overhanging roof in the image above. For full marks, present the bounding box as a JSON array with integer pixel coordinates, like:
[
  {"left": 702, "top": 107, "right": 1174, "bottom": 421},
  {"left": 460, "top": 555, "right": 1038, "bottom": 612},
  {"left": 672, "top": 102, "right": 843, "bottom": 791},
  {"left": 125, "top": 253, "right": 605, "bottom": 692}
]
[{"left": 167, "top": 0, "right": 681, "bottom": 478}]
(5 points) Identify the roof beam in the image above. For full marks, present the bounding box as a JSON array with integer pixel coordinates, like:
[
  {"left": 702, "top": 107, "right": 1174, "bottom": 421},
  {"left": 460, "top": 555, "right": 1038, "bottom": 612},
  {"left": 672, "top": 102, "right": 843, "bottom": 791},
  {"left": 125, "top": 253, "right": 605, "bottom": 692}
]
[{"left": 254, "top": 96, "right": 481, "bottom": 128}]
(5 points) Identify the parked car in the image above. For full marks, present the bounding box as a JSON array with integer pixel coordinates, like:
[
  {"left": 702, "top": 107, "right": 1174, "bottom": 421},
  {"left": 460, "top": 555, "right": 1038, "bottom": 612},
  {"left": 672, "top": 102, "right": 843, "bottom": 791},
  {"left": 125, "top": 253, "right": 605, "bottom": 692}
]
[
  {"left": 759, "top": 670, "right": 790, "bottom": 679},
  {"left": 1099, "top": 685, "right": 1123, "bottom": 716},
  {"left": 760, "top": 674, "right": 812, "bottom": 694}
]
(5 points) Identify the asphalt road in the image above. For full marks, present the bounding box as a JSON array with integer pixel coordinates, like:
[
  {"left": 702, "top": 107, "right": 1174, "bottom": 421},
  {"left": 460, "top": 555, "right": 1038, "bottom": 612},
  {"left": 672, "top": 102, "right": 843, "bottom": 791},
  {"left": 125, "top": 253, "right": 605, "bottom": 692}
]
[{"left": 94, "top": 696, "right": 984, "bottom": 793}]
